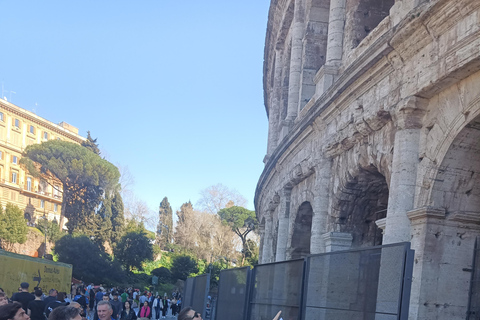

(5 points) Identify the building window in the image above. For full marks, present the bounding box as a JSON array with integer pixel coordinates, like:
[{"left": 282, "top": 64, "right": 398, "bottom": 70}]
[
  {"left": 11, "top": 171, "right": 17, "bottom": 184},
  {"left": 0, "top": 151, "right": 3, "bottom": 160},
  {"left": 43, "top": 131, "right": 48, "bottom": 140},
  {"left": 12, "top": 156, "right": 18, "bottom": 164},
  {"left": 54, "top": 203, "right": 58, "bottom": 212},
  {"left": 14, "top": 119, "right": 19, "bottom": 128},
  {"left": 41, "top": 200, "right": 45, "bottom": 208},
  {"left": 0, "top": 112, "right": 3, "bottom": 121},
  {"left": 27, "top": 177, "right": 32, "bottom": 191},
  {"left": 29, "top": 125, "right": 35, "bottom": 134}
]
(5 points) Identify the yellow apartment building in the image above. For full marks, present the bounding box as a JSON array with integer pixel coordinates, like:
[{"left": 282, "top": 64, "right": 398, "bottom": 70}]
[{"left": 0, "top": 98, "right": 85, "bottom": 226}]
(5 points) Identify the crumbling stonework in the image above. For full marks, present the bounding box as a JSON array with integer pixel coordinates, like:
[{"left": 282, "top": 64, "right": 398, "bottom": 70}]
[{"left": 256, "top": 0, "right": 480, "bottom": 319}]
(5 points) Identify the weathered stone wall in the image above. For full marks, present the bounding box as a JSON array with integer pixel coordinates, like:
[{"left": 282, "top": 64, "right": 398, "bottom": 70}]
[
  {"left": 256, "top": 0, "right": 480, "bottom": 319},
  {"left": 7, "top": 228, "right": 52, "bottom": 257}
]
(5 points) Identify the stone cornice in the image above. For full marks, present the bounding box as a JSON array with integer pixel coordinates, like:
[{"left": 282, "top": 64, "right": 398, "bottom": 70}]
[
  {"left": 449, "top": 211, "right": 480, "bottom": 225},
  {"left": 407, "top": 207, "right": 480, "bottom": 227},
  {"left": 0, "top": 99, "right": 85, "bottom": 144}
]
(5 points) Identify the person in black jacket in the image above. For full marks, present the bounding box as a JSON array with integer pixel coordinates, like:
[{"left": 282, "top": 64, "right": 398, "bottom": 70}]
[
  {"left": 119, "top": 301, "right": 136, "bottom": 320},
  {"left": 27, "top": 290, "right": 45, "bottom": 320},
  {"left": 11, "top": 283, "right": 34, "bottom": 312}
]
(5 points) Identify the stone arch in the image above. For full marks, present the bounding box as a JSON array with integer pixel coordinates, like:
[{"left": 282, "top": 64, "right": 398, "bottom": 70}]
[
  {"left": 430, "top": 113, "right": 480, "bottom": 214},
  {"left": 290, "top": 201, "right": 313, "bottom": 259},
  {"left": 417, "top": 84, "right": 480, "bottom": 208},
  {"left": 413, "top": 111, "right": 480, "bottom": 319},
  {"left": 331, "top": 165, "right": 389, "bottom": 247}
]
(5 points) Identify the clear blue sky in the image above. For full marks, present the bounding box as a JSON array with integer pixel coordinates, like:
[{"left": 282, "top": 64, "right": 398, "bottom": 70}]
[{"left": 0, "top": 1, "right": 270, "bottom": 216}]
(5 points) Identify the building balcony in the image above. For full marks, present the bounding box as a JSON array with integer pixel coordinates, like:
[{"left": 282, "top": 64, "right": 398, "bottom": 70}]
[{"left": 20, "top": 185, "right": 62, "bottom": 203}]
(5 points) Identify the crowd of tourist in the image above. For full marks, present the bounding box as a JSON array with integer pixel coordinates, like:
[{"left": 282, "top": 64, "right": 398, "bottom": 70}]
[{"left": 0, "top": 282, "right": 203, "bottom": 320}]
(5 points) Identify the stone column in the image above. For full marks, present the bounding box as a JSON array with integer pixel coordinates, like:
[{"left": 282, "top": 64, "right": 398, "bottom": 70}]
[
  {"left": 275, "top": 188, "right": 292, "bottom": 262},
  {"left": 383, "top": 96, "right": 426, "bottom": 244},
  {"left": 282, "top": 0, "right": 305, "bottom": 137},
  {"left": 310, "top": 158, "right": 332, "bottom": 254},
  {"left": 314, "top": 0, "right": 345, "bottom": 95},
  {"left": 407, "top": 208, "right": 480, "bottom": 320},
  {"left": 262, "top": 212, "right": 275, "bottom": 263},
  {"left": 267, "top": 50, "right": 283, "bottom": 158},
  {"left": 258, "top": 220, "right": 265, "bottom": 264},
  {"left": 305, "top": 232, "right": 352, "bottom": 319},
  {"left": 325, "top": 0, "right": 346, "bottom": 67}
]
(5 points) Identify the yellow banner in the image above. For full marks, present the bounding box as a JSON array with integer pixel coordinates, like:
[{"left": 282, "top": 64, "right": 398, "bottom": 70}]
[{"left": 0, "top": 250, "right": 72, "bottom": 298}]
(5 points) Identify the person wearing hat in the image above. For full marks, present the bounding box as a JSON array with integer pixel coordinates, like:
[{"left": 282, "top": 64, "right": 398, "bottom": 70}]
[{"left": 11, "top": 283, "right": 34, "bottom": 312}]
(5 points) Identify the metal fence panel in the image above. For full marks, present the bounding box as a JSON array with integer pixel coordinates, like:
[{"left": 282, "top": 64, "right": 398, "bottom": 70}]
[
  {"left": 302, "top": 243, "right": 413, "bottom": 320},
  {"left": 183, "top": 277, "right": 195, "bottom": 308},
  {"left": 215, "top": 267, "right": 251, "bottom": 320},
  {"left": 248, "top": 259, "right": 305, "bottom": 320},
  {"left": 467, "top": 237, "right": 480, "bottom": 319},
  {"left": 184, "top": 274, "right": 211, "bottom": 319}
]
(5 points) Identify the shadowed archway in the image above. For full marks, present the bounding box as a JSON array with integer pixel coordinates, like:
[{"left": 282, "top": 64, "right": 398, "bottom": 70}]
[{"left": 291, "top": 201, "right": 313, "bottom": 259}]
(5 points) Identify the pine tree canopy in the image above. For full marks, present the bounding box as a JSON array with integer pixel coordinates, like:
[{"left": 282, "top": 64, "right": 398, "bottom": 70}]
[{"left": 20, "top": 140, "right": 120, "bottom": 233}]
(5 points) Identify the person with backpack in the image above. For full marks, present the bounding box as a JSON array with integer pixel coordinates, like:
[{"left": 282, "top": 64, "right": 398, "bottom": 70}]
[
  {"left": 73, "top": 289, "right": 88, "bottom": 315},
  {"left": 44, "top": 292, "right": 68, "bottom": 319}
]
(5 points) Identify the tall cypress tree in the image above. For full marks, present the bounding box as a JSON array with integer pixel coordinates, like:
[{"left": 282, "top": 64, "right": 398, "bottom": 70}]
[
  {"left": 110, "top": 190, "right": 125, "bottom": 245},
  {"left": 156, "top": 197, "right": 173, "bottom": 248},
  {"left": 81, "top": 131, "right": 100, "bottom": 155}
]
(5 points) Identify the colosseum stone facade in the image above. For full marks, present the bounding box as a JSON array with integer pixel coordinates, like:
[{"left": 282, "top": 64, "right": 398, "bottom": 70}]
[{"left": 255, "top": 0, "right": 480, "bottom": 319}]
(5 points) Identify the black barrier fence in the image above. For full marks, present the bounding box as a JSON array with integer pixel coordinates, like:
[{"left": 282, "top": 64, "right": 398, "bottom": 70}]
[
  {"left": 467, "top": 237, "right": 480, "bottom": 319},
  {"left": 302, "top": 242, "right": 413, "bottom": 320},
  {"left": 183, "top": 273, "right": 210, "bottom": 319},
  {"left": 215, "top": 267, "right": 252, "bottom": 320},
  {"left": 249, "top": 259, "right": 305, "bottom": 320},
  {"left": 184, "top": 242, "right": 413, "bottom": 320}
]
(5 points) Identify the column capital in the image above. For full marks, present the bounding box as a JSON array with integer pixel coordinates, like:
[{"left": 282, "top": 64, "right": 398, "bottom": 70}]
[
  {"left": 407, "top": 206, "right": 446, "bottom": 224},
  {"left": 375, "top": 217, "right": 387, "bottom": 234},
  {"left": 282, "top": 187, "right": 292, "bottom": 198},
  {"left": 394, "top": 96, "right": 428, "bottom": 130},
  {"left": 266, "top": 192, "right": 281, "bottom": 212}
]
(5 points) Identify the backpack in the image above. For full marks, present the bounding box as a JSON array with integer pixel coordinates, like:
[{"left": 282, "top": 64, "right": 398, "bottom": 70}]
[
  {"left": 44, "top": 301, "right": 68, "bottom": 319},
  {"left": 75, "top": 295, "right": 87, "bottom": 308}
]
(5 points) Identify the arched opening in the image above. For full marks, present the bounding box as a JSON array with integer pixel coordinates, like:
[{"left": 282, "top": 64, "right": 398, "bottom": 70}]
[
  {"left": 333, "top": 166, "right": 389, "bottom": 247},
  {"left": 343, "top": 0, "right": 394, "bottom": 56},
  {"left": 423, "top": 113, "right": 480, "bottom": 318},
  {"left": 291, "top": 201, "right": 313, "bottom": 259},
  {"left": 431, "top": 114, "right": 480, "bottom": 213}
]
